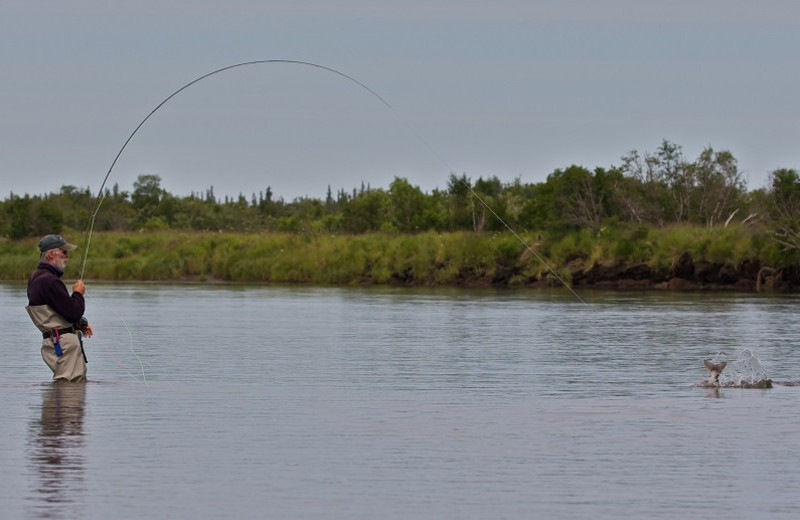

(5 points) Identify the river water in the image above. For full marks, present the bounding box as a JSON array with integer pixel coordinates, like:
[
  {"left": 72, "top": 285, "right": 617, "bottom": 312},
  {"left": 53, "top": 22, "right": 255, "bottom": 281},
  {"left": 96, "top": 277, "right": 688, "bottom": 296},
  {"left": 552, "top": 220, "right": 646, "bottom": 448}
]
[{"left": 1, "top": 282, "right": 799, "bottom": 519}]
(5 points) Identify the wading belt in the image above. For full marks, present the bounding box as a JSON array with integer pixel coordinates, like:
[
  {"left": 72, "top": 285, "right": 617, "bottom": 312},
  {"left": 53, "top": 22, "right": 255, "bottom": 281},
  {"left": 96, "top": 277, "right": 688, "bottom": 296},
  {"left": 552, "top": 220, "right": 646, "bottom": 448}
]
[
  {"left": 43, "top": 326, "right": 75, "bottom": 339},
  {"left": 43, "top": 326, "right": 88, "bottom": 363}
]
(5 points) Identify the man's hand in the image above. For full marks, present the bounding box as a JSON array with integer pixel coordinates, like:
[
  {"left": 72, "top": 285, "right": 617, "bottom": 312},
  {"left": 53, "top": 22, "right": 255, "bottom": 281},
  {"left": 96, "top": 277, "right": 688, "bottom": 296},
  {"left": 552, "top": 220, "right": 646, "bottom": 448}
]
[
  {"left": 80, "top": 323, "right": 94, "bottom": 338},
  {"left": 72, "top": 280, "right": 85, "bottom": 295},
  {"left": 78, "top": 317, "right": 93, "bottom": 338}
]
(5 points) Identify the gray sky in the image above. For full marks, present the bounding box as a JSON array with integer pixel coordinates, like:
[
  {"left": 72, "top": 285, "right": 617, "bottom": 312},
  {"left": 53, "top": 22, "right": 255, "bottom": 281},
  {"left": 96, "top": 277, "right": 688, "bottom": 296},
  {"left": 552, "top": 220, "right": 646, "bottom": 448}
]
[{"left": 2, "top": 0, "right": 799, "bottom": 201}]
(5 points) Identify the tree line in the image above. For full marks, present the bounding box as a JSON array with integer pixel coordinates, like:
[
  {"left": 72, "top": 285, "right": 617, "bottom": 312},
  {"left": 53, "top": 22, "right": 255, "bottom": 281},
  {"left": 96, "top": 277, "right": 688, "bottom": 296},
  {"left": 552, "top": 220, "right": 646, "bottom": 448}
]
[{"left": 2, "top": 140, "right": 800, "bottom": 253}]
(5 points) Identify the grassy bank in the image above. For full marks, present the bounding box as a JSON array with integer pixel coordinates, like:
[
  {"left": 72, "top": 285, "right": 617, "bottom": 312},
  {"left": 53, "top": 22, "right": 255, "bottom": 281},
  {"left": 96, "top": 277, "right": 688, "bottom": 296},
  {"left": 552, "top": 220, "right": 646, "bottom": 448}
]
[{"left": 0, "top": 225, "right": 787, "bottom": 287}]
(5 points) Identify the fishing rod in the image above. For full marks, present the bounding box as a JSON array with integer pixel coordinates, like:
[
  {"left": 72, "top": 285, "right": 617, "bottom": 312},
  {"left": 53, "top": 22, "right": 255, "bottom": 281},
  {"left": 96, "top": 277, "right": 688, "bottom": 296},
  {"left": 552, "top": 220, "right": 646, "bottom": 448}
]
[
  {"left": 79, "top": 59, "right": 585, "bottom": 303},
  {"left": 79, "top": 59, "right": 394, "bottom": 279}
]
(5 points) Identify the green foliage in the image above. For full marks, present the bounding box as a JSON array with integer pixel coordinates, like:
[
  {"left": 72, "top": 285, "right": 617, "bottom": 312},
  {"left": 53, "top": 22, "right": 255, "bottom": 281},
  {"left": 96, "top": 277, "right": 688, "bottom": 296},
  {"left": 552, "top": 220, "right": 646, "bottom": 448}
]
[
  {"left": 388, "top": 177, "right": 426, "bottom": 232},
  {"left": 699, "top": 225, "right": 754, "bottom": 265},
  {"left": 6, "top": 196, "right": 35, "bottom": 239},
  {"left": 0, "top": 224, "right": 793, "bottom": 287},
  {"left": 0, "top": 147, "right": 783, "bottom": 242},
  {"left": 0, "top": 237, "right": 35, "bottom": 279},
  {"left": 609, "top": 226, "right": 653, "bottom": 263},
  {"left": 4, "top": 142, "right": 800, "bottom": 283},
  {"left": 649, "top": 226, "right": 697, "bottom": 271}
]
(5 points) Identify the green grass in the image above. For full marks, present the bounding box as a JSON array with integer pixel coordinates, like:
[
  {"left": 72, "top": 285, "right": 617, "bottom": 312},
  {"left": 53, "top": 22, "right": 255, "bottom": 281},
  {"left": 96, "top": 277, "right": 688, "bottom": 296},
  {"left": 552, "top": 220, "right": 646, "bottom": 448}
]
[{"left": 0, "top": 224, "right": 784, "bottom": 286}]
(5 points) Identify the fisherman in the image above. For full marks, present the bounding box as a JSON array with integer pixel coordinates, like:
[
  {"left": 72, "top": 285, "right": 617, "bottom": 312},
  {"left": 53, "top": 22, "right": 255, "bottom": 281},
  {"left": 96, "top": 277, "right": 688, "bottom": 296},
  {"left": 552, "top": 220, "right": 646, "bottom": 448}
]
[{"left": 26, "top": 234, "right": 93, "bottom": 382}]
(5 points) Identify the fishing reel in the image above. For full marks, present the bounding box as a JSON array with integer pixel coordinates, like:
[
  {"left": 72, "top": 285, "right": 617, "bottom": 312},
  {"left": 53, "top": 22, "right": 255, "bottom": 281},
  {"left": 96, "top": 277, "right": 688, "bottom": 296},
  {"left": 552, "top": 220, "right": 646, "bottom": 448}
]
[{"left": 77, "top": 317, "right": 89, "bottom": 331}]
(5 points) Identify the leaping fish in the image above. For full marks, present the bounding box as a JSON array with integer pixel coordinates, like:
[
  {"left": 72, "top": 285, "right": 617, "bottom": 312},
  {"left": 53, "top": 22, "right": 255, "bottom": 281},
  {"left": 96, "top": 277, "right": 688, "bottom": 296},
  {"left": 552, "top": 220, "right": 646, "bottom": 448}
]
[{"left": 702, "top": 360, "right": 727, "bottom": 387}]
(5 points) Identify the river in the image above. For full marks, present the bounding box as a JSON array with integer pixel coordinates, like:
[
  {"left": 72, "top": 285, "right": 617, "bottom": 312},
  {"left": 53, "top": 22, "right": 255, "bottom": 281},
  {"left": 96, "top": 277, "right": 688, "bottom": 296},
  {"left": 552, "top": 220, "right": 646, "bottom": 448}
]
[{"left": 2, "top": 282, "right": 799, "bottom": 519}]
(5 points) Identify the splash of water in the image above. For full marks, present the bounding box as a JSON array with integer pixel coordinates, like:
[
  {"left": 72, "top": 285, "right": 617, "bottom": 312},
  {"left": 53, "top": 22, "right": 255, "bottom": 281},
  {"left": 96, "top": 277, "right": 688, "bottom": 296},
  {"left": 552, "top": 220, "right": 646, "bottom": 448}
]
[{"left": 711, "top": 349, "right": 770, "bottom": 387}]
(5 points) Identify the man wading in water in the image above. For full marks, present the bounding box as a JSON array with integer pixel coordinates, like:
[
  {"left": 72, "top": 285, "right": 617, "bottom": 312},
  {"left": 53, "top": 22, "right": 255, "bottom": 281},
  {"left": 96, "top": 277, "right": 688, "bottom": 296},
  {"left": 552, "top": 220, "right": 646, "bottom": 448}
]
[{"left": 26, "top": 234, "right": 94, "bottom": 382}]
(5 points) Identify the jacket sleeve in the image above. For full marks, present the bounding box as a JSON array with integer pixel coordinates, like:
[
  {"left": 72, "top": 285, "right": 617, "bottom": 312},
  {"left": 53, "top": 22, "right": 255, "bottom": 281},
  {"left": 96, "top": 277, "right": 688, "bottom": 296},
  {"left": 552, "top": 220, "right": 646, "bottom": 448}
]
[{"left": 45, "top": 278, "right": 86, "bottom": 323}]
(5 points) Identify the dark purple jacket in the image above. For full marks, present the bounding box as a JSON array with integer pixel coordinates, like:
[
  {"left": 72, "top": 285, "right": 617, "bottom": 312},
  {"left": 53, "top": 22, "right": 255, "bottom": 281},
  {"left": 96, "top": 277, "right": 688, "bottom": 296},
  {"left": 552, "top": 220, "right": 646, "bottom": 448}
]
[{"left": 27, "top": 262, "right": 85, "bottom": 323}]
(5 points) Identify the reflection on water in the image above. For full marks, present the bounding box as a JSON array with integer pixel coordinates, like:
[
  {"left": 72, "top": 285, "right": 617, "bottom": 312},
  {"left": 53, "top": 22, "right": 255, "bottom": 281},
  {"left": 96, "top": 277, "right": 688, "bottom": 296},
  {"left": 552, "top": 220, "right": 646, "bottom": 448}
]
[{"left": 27, "top": 383, "right": 86, "bottom": 519}]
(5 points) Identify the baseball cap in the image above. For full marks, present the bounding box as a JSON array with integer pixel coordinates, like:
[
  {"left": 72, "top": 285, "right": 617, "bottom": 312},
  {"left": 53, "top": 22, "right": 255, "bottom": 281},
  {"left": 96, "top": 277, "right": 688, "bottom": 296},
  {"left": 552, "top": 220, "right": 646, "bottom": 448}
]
[{"left": 38, "top": 234, "right": 78, "bottom": 253}]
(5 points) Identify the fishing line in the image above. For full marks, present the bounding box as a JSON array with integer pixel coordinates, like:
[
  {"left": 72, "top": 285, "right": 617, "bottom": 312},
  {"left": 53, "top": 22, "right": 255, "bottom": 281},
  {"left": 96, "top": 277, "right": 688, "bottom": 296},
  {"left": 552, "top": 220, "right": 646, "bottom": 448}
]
[
  {"left": 78, "top": 59, "right": 584, "bottom": 303},
  {"left": 463, "top": 191, "right": 587, "bottom": 304},
  {"left": 85, "top": 292, "right": 148, "bottom": 386}
]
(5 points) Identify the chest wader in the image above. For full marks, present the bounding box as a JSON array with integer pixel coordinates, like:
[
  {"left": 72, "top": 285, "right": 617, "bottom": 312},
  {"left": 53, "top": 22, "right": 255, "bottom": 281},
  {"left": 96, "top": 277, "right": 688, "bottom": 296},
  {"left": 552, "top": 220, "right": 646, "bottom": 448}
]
[{"left": 26, "top": 305, "right": 87, "bottom": 382}]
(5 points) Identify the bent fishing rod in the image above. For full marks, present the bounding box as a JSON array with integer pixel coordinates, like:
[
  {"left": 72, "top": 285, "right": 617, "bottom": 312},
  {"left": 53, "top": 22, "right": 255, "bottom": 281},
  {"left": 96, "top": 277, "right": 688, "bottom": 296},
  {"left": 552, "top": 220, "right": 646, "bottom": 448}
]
[
  {"left": 79, "top": 60, "right": 393, "bottom": 279},
  {"left": 79, "top": 59, "right": 585, "bottom": 303}
]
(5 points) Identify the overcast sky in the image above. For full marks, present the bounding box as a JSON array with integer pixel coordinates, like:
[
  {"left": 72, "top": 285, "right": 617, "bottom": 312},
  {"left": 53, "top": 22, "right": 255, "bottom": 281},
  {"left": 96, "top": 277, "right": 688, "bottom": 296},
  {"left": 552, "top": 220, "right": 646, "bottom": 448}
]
[{"left": 2, "top": 0, "right": 799, "bottom": 201}]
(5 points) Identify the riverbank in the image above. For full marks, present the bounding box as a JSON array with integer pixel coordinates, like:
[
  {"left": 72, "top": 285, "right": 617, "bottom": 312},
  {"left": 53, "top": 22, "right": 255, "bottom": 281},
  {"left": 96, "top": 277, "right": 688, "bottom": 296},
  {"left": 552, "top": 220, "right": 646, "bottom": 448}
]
[{"left": 1, "top": 227, "right": 797, "bottom": 291}]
